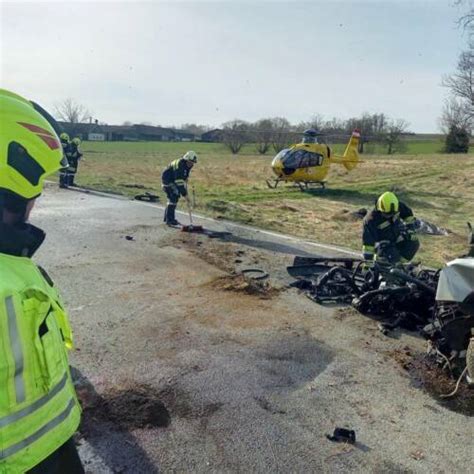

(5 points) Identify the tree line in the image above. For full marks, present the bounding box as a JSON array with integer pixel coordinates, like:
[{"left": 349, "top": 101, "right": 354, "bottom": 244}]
[
  {"left": 220, "top": 114, "right": 410, "bottom": 155},
  {"left": 54, "top": 98, "right": 411, "bottom": 155}
]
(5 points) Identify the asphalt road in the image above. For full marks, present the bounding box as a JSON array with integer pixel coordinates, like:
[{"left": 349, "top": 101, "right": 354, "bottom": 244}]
[{"left": 31, "top": 185, "right": 472, "bottom": 473}]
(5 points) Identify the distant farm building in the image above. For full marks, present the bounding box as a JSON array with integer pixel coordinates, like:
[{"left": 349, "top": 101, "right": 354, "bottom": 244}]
[
  {"left": 201, "top": 129, "right": 223, "bottom": 142},
  {"left": 58, "top": 121, "right": 196, "bottom": 142}
]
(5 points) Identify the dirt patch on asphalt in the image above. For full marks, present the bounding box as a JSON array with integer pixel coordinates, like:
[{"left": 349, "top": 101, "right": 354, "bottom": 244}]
[
  {"left": 388, "top": 348, "right": 474, "bottom": 416},
  {"left": 160, "top": 232, "right": 236, "bottom": 272},
  {"left": 161, "top": 232, "right": 282, "bottom": 300},
  {"left": 210, "top": 273, "right": 280, "bottom": 299},
  {"left": 78, "top": 382, "right": 223, "bottom": 433}
]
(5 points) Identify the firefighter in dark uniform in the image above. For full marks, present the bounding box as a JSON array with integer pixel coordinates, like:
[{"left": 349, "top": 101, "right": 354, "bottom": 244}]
[
  {"left": 362, "top": 192, "right": 419, "bottom": 264},
  {"left": 67, "top": 137, "right": 83, "bottom": 187},
  {"left": 161, "top": 151, "right": 198, "bottom": 225},
  {"left": 58, "top": 132, "right": 73, "bottom": 188}
]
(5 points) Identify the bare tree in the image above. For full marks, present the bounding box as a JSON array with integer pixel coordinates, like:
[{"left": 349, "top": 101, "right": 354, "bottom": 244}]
[
  {"left": 442, "top": 50, "right": 474, "bottom": 104},
  {"left": 270, "top": 117, "right": 292, "bottom": 152},
  {"left": 439, "top": 97, "right": 473, "bottom": 133},
  {"left": 345, "top": 113, "right": 387, "bottom": 152},
  {"left": 54, "top": 98, "right": 91, "bottom": 124},
  {"left": 455, "top": 0, "right": 474, "bottom": 31},
  {"left": 252, "top": 119, "right": 273, "bottom": 154},
  {"left": 381, "top": 119, "right": 410, "bottom": 155},
  {"left": 222, "top": 120, "right": 249, "bottom": 154},
  {"left": 299, "top": 114, "right": 325, "bottom": 133}
]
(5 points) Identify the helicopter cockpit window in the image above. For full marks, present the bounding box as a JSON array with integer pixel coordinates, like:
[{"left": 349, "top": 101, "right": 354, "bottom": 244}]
[
  {"left": 279, "top": 149, "right": 301, "bottom": 168},
  {"left": 273, "top": 148, "right": 291, "bottom": 165}
]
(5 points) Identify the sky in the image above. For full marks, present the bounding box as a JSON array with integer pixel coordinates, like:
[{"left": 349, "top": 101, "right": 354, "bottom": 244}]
[{"left": 0, "top": 0, "right": 469, "bottom": 132}]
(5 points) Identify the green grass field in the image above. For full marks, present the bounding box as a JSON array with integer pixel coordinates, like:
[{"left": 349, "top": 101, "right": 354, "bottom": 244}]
[
  {"left": 82, "top": 137, "right": 446, "bottom": 156},
  {"left": 76, "top": 139, "right": 474, "bottom": 267}
]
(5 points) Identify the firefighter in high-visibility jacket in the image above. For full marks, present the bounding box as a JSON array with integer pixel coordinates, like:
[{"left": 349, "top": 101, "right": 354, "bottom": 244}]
[
  {"left": 161, "top": 151, "right": 198, "bottom": 226},
  {"left": 362, "top": 192, "right": 419, "bottom": 264},
  {"left": 0, "top": 89, "right": 83, "bottom": 472}
]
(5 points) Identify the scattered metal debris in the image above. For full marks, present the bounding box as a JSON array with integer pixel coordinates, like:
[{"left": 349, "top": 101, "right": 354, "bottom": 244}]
[
  {"left": 241, "top": 268, "right": 269, "bottom": 281},
  {"left": 326, "top": 427, "right": 356, "bottom": 444},
  {"left": 288, "top": 235, "right": 474, "bottom": 394},
  {"left": 134, "top": 192, "right": 159, "bottom": 202},
  {"left": 289, "top": 255, "right": 437, "bottom": 329},
  {"left": 415, "top": 218, "right": 449, "bottom": 236}
]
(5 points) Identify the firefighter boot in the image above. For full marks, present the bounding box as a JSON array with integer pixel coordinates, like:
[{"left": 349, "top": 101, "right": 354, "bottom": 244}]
[
  {"left": 68, "top": 172, "right": 76, "bottom": 187},
  {"left": 59, "top": 172, "right": 68, "bottom": 189},
  {"left": 166, "top": 204, "right": 180, "bottom": 226}
]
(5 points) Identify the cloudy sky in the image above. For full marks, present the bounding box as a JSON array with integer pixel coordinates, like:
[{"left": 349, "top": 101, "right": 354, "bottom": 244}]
[{"left": 0, "top": 0, "right": 468, "bottom": 132}]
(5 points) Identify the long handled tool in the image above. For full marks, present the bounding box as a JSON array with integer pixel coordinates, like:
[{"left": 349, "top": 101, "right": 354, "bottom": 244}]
[{"left": 182, "top": 186, "right": 203, "bottom": 233}]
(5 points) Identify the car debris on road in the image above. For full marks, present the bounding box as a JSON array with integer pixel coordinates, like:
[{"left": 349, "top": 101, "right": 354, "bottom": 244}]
[{"left": 288, "top": 225, "right": 474, "bottom": 394}]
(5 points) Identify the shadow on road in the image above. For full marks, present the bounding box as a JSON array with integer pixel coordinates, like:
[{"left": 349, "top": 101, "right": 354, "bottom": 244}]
[{"left": 205, "top": 230, "right": 331, "bottom": 257}]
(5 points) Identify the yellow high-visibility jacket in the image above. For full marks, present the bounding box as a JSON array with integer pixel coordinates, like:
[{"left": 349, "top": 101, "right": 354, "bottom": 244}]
[{"left": 0, "top": 253, "right": 81, "bottom": 473}]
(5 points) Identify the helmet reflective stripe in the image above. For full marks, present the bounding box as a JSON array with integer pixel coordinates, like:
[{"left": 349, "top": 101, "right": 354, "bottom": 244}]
[
  {"left": 376, "top": 192, "right": 399, "bottom": 214},
  {"left": 18, "top": 123, "right": 60, "bottom": 150}
]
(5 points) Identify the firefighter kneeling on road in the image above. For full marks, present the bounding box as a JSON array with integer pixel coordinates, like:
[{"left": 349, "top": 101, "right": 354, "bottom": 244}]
[
  {"left": 0, "top": 89, "right": 83, "bottom": 472},
  {"left": 161, "top": 151, "right": 198, "bottom": 226},
  {"left": 362, "top": 191, "right": 420, "bottom": 265}
]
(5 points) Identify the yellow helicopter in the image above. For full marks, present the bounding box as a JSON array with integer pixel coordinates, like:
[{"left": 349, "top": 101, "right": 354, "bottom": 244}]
[{"left": 266, "top": 128, "right": 361, "bottom": 190}]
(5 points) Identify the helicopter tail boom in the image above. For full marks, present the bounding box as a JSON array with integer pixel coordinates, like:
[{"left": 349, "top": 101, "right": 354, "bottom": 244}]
[{"left": 341, "top": 129, "right": 360, "bottom": 171}]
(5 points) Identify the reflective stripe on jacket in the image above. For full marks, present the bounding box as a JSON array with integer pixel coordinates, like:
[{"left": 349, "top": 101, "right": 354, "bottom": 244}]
[
  {"left": 161, "top": 158, "right": 190, "bottom": 195},
  {"left": 0, "top": 253, "right": 81, "bottom": 473}
]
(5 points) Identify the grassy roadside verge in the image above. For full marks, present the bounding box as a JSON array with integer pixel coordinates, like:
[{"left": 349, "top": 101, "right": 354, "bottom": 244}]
[{"left": 75, "top": 141, "right": 474, "bottom": 267}]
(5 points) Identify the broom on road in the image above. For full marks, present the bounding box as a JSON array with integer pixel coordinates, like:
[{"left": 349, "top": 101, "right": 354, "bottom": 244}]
[{"left": 182, "top": 186, "right": 203, "bottom": 233}]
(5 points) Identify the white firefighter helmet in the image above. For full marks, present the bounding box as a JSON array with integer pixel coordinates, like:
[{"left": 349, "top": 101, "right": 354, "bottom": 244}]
[{"left": 183, "top": 150, "right": 198, "bottom": 163}]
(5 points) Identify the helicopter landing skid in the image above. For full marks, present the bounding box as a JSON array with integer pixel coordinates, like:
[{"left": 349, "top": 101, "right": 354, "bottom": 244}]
[
  {"left": 296, "top": 181, "right": 326, "bottom": 192},
  {"left": 266, "top": 178, "right": 282, "bottom": 189},
  {"left": 266, "top": 178, "right": 326, "bottom": 191}
]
